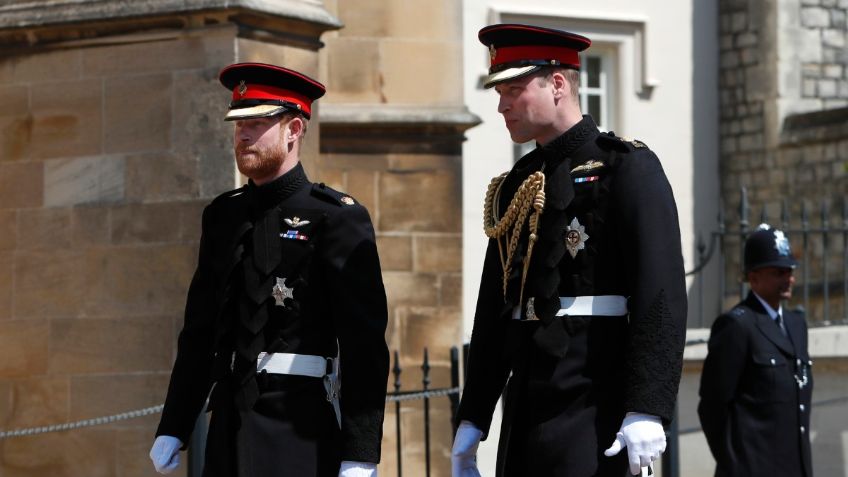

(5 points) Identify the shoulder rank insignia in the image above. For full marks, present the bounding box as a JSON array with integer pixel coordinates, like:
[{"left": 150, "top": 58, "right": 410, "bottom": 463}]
[
  {"left": 284, "top": 216, "right": 310, "bottom": 228},
  {"left": 340, "top": 196, "right": 355, "bottom": 205},
  {"left": 620, "top": 136, "right": 647, "bottom": 148},
  {"left": 731, "top": 307, "right": 745, "bottom": 317},
  {"left": 570, "top": 160, "right": 605, "bottom": 174},
  {"left": 565, "top": 217, "right": 589, "bottom": 258}
]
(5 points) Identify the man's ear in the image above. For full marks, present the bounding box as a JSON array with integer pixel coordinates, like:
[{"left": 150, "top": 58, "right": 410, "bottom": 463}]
[
  {"left": 286, "top": 116, "right": 305, "bottom": 142},
  {"left": 550, "top": 71, "right": 569, "bottom": 99}
]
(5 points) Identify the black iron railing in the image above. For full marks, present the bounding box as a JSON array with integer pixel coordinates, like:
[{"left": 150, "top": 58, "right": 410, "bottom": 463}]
[
  {"left": 388, "top": 347, "right": 462, "bottom": 477},
  {"left": 689, "top": 187, "right": 848, "bottom": 327}
]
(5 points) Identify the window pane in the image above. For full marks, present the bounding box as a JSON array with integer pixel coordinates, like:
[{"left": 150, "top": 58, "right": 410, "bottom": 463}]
[
  {"left": 588, "top": 95, "right": 602, "bottom": 126},
  {"left": 586, "top": 56, "right": 601, "bottom": 88}
]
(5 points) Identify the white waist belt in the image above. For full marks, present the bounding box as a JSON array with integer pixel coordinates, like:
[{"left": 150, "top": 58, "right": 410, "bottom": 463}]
[
  {"left": 256, "top": 352, "right": 329, "bottom": 378},
  {"left": 556, "top": 295, "right": 627, "bottom": 316},
  {"left": 512, "top": 295, "right": 628, "bottom": 320}
]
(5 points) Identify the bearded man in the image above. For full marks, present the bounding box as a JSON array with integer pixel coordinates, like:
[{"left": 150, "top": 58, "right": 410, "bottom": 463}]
[{"left": 149, "top": 63, "right": 389, "bottom": 477}]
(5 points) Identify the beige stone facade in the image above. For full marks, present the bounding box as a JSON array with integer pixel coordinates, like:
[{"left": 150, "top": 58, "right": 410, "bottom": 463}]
[
  {"left": 319, "top": 2, "right": 476, "bottom": 474},
  {"left": 0, "top": 1, "right": 471, "bottom": 476}
]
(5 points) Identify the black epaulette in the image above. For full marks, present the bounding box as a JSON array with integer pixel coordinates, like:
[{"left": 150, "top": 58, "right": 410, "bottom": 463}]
[
  {"left": 210, "top": 185, "right": 248, "bottom": 205},
  {"left": 730, "top": 306, "right": 750, "bottom": 319},
  {"left": 596, "top": 131, "right": 649, "bottom": 152},
  {"left": 311, "top": 183, "right": 357, "bottom": 207}
]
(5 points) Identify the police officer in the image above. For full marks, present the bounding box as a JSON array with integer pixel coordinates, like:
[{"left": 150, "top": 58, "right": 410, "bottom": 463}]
[
  {"left": 148, "top": 63, "right": 389, "bottom": 477},
  {"left": 699, "top": 224, "right": 813, "bottom": 477},
  {"left": 452, "top": 24, "right": 687, "bottom": 477}
]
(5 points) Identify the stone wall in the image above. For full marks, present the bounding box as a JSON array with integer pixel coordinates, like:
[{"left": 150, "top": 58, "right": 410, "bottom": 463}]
[
  {"left": 799, "top": 0, "right": 848, "bottom": 110},
  {"left": 318, "top": 1, "right": 476, "bottom": 475},
  {"left": 716, "top": 0, "right": 848, "bottom": 324},
  {"left": 0, "top": 2, "right": 339, "bottom": 476}
]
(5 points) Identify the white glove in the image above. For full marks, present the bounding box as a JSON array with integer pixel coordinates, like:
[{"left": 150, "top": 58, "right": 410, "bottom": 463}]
[
  {"left": 451, "top": 420, "right": 483, "bottom": 477},
  {"left": 339, "top": 460, "right": 377, "bottom": 477},
  {"left": 604, "top": 412, "right": 666, "bottom": 475},
  {"left": 149, "top": 435, "right": 183, "bottom": 474}
]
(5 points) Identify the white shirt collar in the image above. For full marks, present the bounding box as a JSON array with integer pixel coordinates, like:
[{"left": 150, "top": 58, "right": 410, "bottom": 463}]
[{"left": 752, "top": 291, "right": 782, "bottom": 321}]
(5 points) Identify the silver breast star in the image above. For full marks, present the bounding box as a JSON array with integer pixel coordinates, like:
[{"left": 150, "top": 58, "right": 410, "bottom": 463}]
[
  {"left": 565, "top": 217, "right": 589, "bottom": 258},
  {"left": 271, "top": 277, "right": 294, "bottom": 306}
]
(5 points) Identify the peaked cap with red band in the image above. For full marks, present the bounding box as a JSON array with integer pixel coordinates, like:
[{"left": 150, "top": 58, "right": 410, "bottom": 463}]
[
  {"left": 219, "top": 63, "right": 326, "bottom": 121},
  {"left": 478, "top": 23, "right": 591, "bottom": 88}
]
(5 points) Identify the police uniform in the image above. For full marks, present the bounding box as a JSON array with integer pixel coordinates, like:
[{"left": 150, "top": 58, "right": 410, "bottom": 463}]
[
  {"left": 698, "top": 226, "right": 813, "bottom": 477},
  {"left": 155, "top": 64, "right": 389, "bottom": 477},
  {"left": 455, "top": 24, "right": 688, "bottom": 477}
]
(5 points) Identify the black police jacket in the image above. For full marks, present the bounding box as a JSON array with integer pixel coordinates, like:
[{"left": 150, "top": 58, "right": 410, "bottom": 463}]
[
  {"left": 457, "top": 115, "right": 687, "bottom": 435},
  {"left": 699, "top": 292, "right": 813, "bottom": 477},
  {"left": 156, "top": 163, "right": 389, "bottom": 464}
]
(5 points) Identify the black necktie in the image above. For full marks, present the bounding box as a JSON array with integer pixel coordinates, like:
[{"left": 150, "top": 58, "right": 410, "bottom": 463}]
[{"left": 776, "top": 312, "right": 788, "bottom": 337}]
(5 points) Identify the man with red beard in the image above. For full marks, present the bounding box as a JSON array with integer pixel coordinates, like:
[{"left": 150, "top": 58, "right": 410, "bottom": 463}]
[{"left": 149, "top": 63, "right": 389, "bottom": 477}]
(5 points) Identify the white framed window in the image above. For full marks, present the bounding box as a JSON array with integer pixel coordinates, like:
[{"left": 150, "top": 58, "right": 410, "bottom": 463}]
[{"left": 580, "top": 51, "right": 615, "bottom": 131}]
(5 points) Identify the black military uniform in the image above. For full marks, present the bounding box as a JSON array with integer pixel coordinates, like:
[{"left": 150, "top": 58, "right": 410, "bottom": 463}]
[
  {"left": 155, "top": 64, "right": 389, "bottom": 477},
  {"left": 699, "top": 227, "right": 813, "bottom": 477},
  {"left": 454, "top": 24, "right": 686, "bottom": 477},
  {"left": 457, "top": 115, "right": 687, "bottom": 476},
  {"left": 455, "top": 24, "right": 687, "bottom": 477}
]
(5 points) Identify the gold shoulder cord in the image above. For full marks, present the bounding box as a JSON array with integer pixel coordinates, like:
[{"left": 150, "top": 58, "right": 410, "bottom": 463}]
[{"left": 483, "top": 168, "right": 546, "bottom": 304}]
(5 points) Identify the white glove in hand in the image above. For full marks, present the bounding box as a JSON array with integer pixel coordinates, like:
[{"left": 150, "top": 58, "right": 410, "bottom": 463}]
[
  {"left": 149, "top": 435, "right": 183, "bottom": 474},
  {"left": 339, "top": 460, "right": 378, "bottom": 477},
  {"left": 451, "top": 420, "right": 483, "bottom": 477},
  {"left": 604, "top": 412, "right": 666, "bottom": 475}
]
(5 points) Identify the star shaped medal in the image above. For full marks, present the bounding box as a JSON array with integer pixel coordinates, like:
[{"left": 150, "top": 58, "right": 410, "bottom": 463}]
[
  {"left": 565, "top": 217, "right": 589, "bottom": 258},
  {"left": 271, "top": 277, "right": 294, "bottom": 306}
]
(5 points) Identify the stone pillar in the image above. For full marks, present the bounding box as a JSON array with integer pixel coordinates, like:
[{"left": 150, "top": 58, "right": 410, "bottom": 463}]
[
  {"left": 0, "top": 2, "right": 338, "bottom": 475},
  {"left": 319, "top": 1, "right": 478, "bottom": 475}
]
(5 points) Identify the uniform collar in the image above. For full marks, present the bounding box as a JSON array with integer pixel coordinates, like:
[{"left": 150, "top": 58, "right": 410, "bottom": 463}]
[
  {"left": 751, "top": 290, "right": 782, "bottom": 321},
  {"left": 247, "top": 162, "right": 308, "bottom": 210},
  {"left": 539, "top": 115, "right": 599, "bottom": 162}
]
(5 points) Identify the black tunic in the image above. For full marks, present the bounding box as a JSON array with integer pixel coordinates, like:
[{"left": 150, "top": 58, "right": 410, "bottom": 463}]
[
  {"left": 155, "top": 163, "right": 389, "bottom": 477},
  {"left": 456, "top": 116, "right": 687, "bottom": 477},
  {"left": 698, "top": 292, "right": 813, "bottom": 477}
]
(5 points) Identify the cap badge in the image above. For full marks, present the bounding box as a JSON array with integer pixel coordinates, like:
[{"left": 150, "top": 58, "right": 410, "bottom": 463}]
[
  {"left": 774, "top": 230, "right": 790, "bottom": 256},
  {"left": 271, "top": 277, "right": 294, "bottom": 306},
  {"left": 565, "top": 217, "right": 589, "bottom": 258},
  {"left": 238, "top": 80, "right": 248, "bottom": 96},
  {"left": 341, "top": 196, "right": 355, "bottom": 205},
  {"left": 489, "top": 44, "right": 497, "bottom": 62},
  {"left": 284, "top": 216, "right": 310, "bottom": 228}
]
